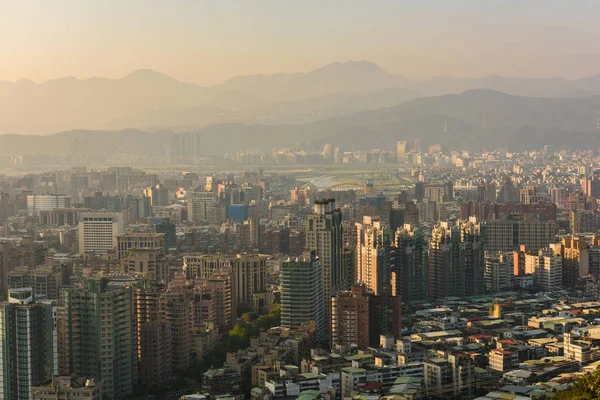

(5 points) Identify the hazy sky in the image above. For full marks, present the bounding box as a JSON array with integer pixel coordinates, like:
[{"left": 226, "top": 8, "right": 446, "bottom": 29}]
[{"left": 2, "top": 0, "right": 600, "bottom": 85}]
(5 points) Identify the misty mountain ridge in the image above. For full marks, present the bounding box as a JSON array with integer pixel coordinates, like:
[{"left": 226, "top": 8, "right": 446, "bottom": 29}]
[
  {"left": 3, "top": 60, "right": 600, "bottom": 135},
  {"left": 3, "top": 89, "right": 600, "bottom": 157}
]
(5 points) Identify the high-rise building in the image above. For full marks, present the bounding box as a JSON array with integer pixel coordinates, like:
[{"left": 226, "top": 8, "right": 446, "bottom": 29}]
[
  {"left": 331, "top": 283, "right": 402, "bottom": 350},
  {"left": 428, "top": 222, "right": 485, "bottom": 300},
  {"left": 83, "top": 193, "right": 123, "bottom": 212},
  {"left": 323, "top": 144, "right": 334, "bottom": 161},
  {"left": 27, "top": 194, "right": 70, "bottom": 216},
  {"left": 281, "top": 250, "right": 325, "bottom": 344},
  {"left": 524, "top": 248, "right": 562, "bottom": 290},
  {"left": 201, "top": 268, "right": 237, "bottom": 334},
  {"left": 78, "top": 212, "right": 125, "bottom": 254},
  {"left": 483, "top": 219, "right": 556, "bottom": 253},
  {"left": 306, "top": 199, "right": 342, "bottom": 338},
  {"left": 144, "top": 184, "right": 169, "bottom": 207},
  {"left": 414, "top": 182, "right": 425, "bottom": 201},
  {"left": 330, "top": 284, "right": 370, "bottom": 349},
  {"left": 124, "top": 195, "right": 152, "bottom": 224},
  {"left": 570, "top": 210, "right": 600, "bottom": 234},
  {"left": 63, "top": 278, "right": 134, "bottom": 399},
  {"left": 553, "top": 236, "right": 587, "bottom": 288},
  {"left": 121, "top": 248, "right": 169, "bottom": 282},
  {"left": 0, "top": 288, "right": 57, "bottom": 400},
  {"left": 581, "top": 175, "right": 600, "bottom": 198},
  {"left": 182, "top": 254, "right": 266, "bottom": 308},
  {"left": 131, "top": 281, "right": 173, "bottom": 388},
  {"left": 189, "top": 191, "right": 221, "bottom": 225},
  {"left": 459, "top": 201, "right": 495, "bottom": 221},
  {"left": 477, "top": 181, "right": 497, "bottom": 203},
  {"left": 155, "top": 218, "right": 176, "bottom": 249},
  {"left": 424, "top": 354, "right": 475, "bottom": 398},
  {"left": 391, "top": 225, "right": 427, "bottom": 303},
  {"left": 484, "top": 252, "right": 513, "bottom": 292},
  {"left": 519, "top": 186, "right": 549, "bottom": 204},
  {"left": 356, "top": 217, "right": 391, "bottom": 296},
  {"left": 0, "top": 242, "right": 12, "bottom": 301},
  {"left": 160, "top": 287, "right": 194, "bottom": 371},
  {"left": 396, "top": 141, "right": 407, "bottom": 162},
  {"left": 424, "top": 183, "right": 446, "bottom": 204},
  {"left": 8, "top": 267, "right": 61, "bottom": 301},
  {"left": 116, "top": 232, "right": 165, "bottom": 259},
  {"left": 139, "top": 320, "right": 172, "bottom": 389}
]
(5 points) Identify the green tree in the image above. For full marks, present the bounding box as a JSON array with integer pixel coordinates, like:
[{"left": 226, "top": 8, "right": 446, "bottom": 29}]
[{"left": 552, "top": 368, "right": 600, "bottom": 400}]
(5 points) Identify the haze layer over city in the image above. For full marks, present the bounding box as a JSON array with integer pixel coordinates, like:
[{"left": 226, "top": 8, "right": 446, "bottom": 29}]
[{"left": 2, "top": 2, "right": 600, "bottom": 400}]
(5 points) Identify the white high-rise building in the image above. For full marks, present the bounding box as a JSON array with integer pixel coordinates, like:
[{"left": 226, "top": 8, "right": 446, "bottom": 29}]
[
  {"left": 306, "top": 199, "right": 342, "bottom": 343},
  {"left": 524, "top": 248, "right": 562, "bottom": 290},
  {"left": 27, "top": 194, "right": 70, "bottom": 216},
  {"left": 78, "top": 212, "right": 125, "bottom": 254},
  {"left": 356, "top": 216, "right": 390, "bottom": 295}
]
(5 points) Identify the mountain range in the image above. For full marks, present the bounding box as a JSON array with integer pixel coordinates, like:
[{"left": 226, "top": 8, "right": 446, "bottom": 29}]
[
  {"left": 3, "top": 89, "right": 600, "bottom": 157},
  {"left": 3, "top": 61, "right": 600, "bottom": 135}
]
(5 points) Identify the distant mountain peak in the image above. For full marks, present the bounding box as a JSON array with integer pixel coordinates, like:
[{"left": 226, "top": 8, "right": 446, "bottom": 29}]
[
  {"left": 120, "top": 69, "right": 179, "bottom": 83},
  {"left": 310, "top": 60, "right": 386, "bottom": 75}
]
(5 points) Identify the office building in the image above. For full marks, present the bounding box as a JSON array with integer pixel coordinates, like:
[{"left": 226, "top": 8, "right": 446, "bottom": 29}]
[
  {"left": 155, "top": 218, "right": 176, "bottom": 248},
  {"left": 31, "top": 376, "right": 101, "bottom": 400},
  {"left": 27, "top": 194, "right": 70, "bottom": 216},
  {"left": 38, "top": 208, "right": 88, "bottom": 226},
  {"left": 78, "top": 212, "right": 125, "bottom": 254},
  {"left": 519, "top": 186, "right": 549, "bottom": 204},
  {"left": 116, "top": 232, "right": 164, "bottom": 259},
  {"left": 144, "top": 184, "right": 169, "bottom": 207},
  {"left": 83, "top": 193, "right": 123, "bottom": 212},
  {"left": 189, "top": 191, "right": 221, "bottom": 225},
  {"left": 484, "top": 219, "right": 556, "bottom": 253},
  {"left": 63, "top": 278, "right": 134, "bottom": 399},
  {"left": 121, "top": 248, "right": 169, "bottom": 282},
  {"left": 0, "top": 288, "right": 57, "bottom": 400},
  {"left": 124, "top": 195, "right": 152, "bottom": 224},
  {"left": 281, "top": 250, "right": 325, "bottom": 344},
  {"left": 109, "top": 167, "right": 158, "bottom": 192}
]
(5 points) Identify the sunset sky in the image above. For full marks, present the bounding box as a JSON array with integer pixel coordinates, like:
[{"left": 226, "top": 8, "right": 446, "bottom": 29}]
[{"left": 1, "top": 0, "right": 599, "bottom": 85}]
